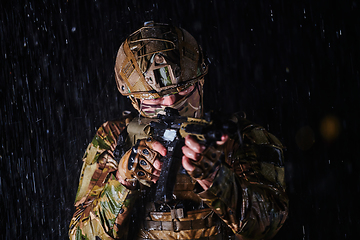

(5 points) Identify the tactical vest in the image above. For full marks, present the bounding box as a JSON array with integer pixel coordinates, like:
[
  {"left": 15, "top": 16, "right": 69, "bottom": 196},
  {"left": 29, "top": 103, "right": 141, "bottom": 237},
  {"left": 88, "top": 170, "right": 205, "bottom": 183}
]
[
  {"left": 113, "top": 115, "right": 284, "bottom": 240},
  {"left": 136, "top": 174, "right": 230, "bottom": 240}
]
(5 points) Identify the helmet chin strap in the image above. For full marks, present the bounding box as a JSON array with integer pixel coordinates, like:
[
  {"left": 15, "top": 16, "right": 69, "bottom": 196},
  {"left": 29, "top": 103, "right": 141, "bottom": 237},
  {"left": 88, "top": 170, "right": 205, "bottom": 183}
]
[
  {"left": 130, "top": 82, "right": 204, "bottom": 118},
  {"left": 198, "top": 78, "right": 204, "bottom": 118}
]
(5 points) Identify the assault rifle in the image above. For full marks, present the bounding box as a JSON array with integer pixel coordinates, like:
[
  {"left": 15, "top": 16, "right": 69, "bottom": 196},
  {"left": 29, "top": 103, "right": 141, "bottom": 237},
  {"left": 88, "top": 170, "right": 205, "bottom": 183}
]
[{"left": 148, "top": 107, "right": 237, "bottom": 203}]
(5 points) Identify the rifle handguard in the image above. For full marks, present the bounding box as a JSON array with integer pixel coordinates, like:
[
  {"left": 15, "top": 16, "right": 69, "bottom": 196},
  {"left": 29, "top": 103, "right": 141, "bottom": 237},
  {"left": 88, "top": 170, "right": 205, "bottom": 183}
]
[
  {"left": 188, "top": 146, "right": 222, "bottom": 180},
  {"left": 118, "top": 138, "right": 159, "bottom": 187}
]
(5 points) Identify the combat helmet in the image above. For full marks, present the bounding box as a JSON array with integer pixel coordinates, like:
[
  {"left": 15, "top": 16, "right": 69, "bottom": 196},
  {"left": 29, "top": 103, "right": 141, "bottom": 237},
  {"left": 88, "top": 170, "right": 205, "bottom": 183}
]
[{"left": 114, "top": 22, "right": 208, "bottom": 112}]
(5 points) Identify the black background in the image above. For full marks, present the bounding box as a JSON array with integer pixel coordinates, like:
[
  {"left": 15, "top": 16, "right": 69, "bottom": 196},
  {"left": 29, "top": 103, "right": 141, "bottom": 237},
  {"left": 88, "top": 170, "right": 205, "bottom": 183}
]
[{"left": 1, "top": 0, "right": 359, "bottom": 239}]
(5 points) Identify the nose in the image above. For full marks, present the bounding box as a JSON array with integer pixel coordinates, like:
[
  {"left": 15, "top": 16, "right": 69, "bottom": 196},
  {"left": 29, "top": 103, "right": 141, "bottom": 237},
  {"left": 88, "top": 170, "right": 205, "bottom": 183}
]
[{"left": 161, "top": 95, "right": 177, "bottom": 106}]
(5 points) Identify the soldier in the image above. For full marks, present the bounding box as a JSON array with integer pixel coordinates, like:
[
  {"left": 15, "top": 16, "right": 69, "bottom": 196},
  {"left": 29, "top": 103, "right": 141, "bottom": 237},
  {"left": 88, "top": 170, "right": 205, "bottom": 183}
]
[{"left": 69, "top": 22, "right": 288, "bottom": 240}]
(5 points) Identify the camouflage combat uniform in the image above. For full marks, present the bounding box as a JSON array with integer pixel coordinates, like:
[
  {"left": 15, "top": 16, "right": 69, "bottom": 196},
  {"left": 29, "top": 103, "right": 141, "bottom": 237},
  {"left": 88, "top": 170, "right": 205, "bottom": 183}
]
[{"left": 69, "top": 115, "right": 288, "bottom": 240}]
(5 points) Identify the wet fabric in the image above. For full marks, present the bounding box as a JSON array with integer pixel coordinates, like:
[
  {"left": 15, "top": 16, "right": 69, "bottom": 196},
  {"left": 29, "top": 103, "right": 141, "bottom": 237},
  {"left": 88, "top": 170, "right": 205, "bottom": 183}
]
[{"left": 69, "top": 115, "right": 288, "bottom": 240}]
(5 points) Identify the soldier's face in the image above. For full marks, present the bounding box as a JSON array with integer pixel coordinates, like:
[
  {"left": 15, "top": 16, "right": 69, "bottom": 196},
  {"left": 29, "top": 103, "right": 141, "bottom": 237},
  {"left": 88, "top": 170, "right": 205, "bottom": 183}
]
[{"left": 141, "top": 85, "right": 195, "bottom": 107}]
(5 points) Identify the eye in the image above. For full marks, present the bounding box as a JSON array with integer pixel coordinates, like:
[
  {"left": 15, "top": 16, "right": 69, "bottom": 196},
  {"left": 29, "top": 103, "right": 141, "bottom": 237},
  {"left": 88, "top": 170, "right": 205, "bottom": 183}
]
[{"left": 154, "top": 54, "right": 165, "bottom": 64}]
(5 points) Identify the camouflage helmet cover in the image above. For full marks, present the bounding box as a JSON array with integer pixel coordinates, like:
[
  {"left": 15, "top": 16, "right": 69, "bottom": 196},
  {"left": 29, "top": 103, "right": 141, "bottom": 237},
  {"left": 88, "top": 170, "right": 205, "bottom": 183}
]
[{"left": 114, "top": 22, "right": 208, "bottom": 100}]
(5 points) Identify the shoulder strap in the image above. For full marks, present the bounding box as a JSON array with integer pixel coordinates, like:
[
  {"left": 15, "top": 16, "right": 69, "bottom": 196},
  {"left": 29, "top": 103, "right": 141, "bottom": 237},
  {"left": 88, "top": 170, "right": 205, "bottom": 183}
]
[{"left": 112, "top": 113, "right": 135, "bottom": 162}]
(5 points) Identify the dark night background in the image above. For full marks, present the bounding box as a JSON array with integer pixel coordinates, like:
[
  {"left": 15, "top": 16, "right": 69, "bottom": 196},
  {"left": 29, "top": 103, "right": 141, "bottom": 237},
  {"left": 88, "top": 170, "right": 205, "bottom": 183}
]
[{"left": 1, "top": 0, "right": 359, "bottom": 239}]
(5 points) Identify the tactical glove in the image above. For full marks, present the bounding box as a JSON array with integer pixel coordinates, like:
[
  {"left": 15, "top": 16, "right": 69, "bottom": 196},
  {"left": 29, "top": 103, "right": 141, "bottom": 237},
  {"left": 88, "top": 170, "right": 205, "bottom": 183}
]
[
  {"left": 187, "top": 146, "right": 223, "bottom": 180},
  {"left": 118, "top": 138, "right": 160, "bottom": 187}
]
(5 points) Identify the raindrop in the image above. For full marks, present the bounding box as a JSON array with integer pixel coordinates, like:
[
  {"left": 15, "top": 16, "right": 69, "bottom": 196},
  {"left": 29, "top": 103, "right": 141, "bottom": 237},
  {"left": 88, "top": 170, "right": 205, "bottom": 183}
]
[
  {"left": 71, "top": 27, "right": 76, "bottom": 32},
  {"left": 32, "top": 172, "right": 36, "bottom": 193},
  {"left": 302, "top": 225, "right": 305, "bottom": 234}
]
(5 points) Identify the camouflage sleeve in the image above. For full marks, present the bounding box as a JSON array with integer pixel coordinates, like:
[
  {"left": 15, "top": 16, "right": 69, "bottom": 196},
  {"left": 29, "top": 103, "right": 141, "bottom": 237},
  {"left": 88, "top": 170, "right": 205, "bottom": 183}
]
[
  {"left": 69, "top": 119, "right": 139, "bottom": 240},
  {"left": 198, "top": 123, "right": 289, "bottom": 240}
]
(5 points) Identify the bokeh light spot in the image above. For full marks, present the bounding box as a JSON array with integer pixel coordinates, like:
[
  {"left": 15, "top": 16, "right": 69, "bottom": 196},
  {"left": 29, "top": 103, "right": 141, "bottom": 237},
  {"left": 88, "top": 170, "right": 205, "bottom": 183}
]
[{"left": 320, "top": 115, "right": 341, "bottom": 141}]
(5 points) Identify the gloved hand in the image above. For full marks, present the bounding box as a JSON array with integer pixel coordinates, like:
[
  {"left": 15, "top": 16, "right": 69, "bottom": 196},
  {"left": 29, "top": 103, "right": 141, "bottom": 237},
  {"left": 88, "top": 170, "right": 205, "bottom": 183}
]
[
  {"left": 182, "top": 135, "right": 228, "bottom": 190},
  {"left": 116, "top": 137, "right": 167, "bottom": 188}
]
